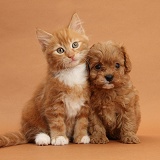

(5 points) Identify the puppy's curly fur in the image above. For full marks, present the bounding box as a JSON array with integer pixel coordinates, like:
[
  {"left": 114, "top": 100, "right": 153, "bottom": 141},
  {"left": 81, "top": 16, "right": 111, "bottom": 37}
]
[{"left": 88, "top": 41, "right": 141, "bottom": 144}]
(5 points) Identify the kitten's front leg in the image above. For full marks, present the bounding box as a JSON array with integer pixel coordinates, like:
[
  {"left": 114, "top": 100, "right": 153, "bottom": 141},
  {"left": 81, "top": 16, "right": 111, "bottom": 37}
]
[
  {"left": 73, "top": 104, "right": 90, "bottom": 144},
  {"left": 45, "top": 103, "right": 69, "bottom": 146}
]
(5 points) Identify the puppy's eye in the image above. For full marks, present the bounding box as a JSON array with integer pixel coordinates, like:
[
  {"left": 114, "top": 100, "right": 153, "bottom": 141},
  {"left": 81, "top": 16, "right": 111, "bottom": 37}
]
[
  {"left": 72, "top": 42, "right": 79, "bottom": 48},
  {"left": 115, "top": 63, "right": 120, "bottom": 69},
  {"left": 95, "top": 64, "right": 101, "bottom": 70},
  {"left": 57, "top": 47, "right": 65, "bottom": 54}
]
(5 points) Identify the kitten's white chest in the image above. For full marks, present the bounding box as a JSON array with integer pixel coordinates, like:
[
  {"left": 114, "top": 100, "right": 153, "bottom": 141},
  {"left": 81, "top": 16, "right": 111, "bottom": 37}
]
[
  {"left": 56, "top": 63, "right": 87, "bottom": 118},
  {"left": 55, "top": 63, "right": 88, "bottom": 87}
]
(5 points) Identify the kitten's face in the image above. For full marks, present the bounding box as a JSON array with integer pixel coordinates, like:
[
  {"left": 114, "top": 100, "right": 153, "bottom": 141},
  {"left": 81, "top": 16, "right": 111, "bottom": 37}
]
[
  {"left": 46, "top": 29, "right": 89, "bottom": 71},
  {"left": 36, "top": 13, "right": 89, "bottom": 72}
]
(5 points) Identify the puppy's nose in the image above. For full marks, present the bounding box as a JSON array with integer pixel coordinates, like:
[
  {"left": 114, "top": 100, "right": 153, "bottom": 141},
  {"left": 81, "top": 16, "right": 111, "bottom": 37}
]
[{"left": 105, "top": 74, "right": 114, "bottom": 82}]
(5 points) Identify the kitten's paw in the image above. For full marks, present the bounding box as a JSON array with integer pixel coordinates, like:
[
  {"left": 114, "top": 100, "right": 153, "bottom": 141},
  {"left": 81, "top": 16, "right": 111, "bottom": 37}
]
[
  {"left": 90, "top": 135, "right": 109, "bottom": 144},
  {"left": 121, "top": 135, "right": 140, "bottom": 144},
  {"left": 80, "top": 135, "right": 90, "bottom": 144},
  {"left": 35, "top": 133, "right": 51, "bottom": 146},
  {"left": 74, "top": 135, "right": 90, "bottom": 144},
  {"left": 51, "top": 136, "right": 69, "bottom": 146}
]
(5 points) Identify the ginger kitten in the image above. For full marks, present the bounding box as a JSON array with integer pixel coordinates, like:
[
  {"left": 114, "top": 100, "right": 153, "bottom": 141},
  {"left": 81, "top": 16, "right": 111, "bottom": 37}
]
[{"left": 0, "top": 13, "right": 90, "bottom": 147}]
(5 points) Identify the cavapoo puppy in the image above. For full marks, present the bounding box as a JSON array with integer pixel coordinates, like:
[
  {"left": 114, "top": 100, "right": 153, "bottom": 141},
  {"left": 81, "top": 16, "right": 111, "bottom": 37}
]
[{"left": 88, "top": 41, "right": 141, "bottom": 144}]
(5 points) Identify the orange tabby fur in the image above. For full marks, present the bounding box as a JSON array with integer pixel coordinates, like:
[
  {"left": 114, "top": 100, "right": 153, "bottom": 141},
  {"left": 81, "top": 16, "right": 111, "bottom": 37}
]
[{"left": 0, "top": 13, "right": 90, "bottom": 147}]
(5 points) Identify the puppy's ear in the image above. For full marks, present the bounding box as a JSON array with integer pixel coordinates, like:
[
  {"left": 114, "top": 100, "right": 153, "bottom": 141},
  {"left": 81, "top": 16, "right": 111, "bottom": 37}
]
[
  {"left": 90, "top": 44, "right": 95, "bottom": 48},
  {"left": 121, "top": 46, "right": 132, "bottom": 73},
  {"left": 86, "top": 57, "right": 90, "bottom": 73},
  {"left": 87, "top": 44, "right": 95, "bottom": 71}
]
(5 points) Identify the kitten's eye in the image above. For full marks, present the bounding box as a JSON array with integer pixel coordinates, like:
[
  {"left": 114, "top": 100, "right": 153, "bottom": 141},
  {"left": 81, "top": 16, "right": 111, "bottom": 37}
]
[
  {"left": 95, "top": 64, "right": 101, "bottom": 70},
  {"left": 57, "top": 47, "right": 65, "bottom": 54},
  {"left": 115, "top": 63, "right": 120, "bottom": 69},
  {"left": 72, "top": 42, "right": 79, "bottom": 48}
]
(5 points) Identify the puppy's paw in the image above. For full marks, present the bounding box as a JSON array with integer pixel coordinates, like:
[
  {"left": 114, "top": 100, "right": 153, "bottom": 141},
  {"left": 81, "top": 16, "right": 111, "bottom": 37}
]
[
  {"left": 51, "top": 136, "right": 69, "bottom": 146},
  {"left": 121, "top": 135, "right": 140, "bottom": 144},
  {"left": 90, "top": 135, "right": 109, "bottom": 144}
]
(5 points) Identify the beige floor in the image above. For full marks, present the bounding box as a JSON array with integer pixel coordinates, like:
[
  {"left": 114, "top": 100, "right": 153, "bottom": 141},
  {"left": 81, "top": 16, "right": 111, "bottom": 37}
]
[{"left": 0, "top": 0, "right": 160, "bottom": 159}]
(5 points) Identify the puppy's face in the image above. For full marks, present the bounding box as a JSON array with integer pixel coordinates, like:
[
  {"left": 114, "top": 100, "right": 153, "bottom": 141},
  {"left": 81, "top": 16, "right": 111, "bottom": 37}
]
[{"left": 88, "top": 41, "right": 132, "bottom": 89}]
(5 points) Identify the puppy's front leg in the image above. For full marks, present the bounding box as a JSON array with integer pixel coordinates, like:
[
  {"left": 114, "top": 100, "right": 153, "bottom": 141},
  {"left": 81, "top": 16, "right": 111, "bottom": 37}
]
[
  {"left": 102, "top": 106, "right": 117, "bottom": 130},
  {"left": 120, "top": 108, "right": 140, "bottom": 144},
  {"left": 74, "top": 104, "right": 90, "bottom": 144},
  {"left": 89, "top": 110, "right": 109, "bottom": 144}
]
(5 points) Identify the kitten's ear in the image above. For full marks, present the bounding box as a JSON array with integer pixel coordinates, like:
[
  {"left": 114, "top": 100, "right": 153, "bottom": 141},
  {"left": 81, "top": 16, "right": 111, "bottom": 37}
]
[
  {"left": 36, "top": 29, "right": 53, "bottom": 52},
  {"left": 68, "top": 13, "right": 85, "bottom": 34}
]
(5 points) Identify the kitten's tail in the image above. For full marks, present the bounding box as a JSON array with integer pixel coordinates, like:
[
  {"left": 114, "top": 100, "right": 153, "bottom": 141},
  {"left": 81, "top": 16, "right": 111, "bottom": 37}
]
[{"left": 0, "top": 131, "right": 27, "bottom": 147}]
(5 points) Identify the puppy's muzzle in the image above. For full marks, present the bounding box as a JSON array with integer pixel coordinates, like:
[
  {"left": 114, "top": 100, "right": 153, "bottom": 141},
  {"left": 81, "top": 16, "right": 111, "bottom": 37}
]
[{"left": 105, "top": 74, "right": 114, "bottom": 82}]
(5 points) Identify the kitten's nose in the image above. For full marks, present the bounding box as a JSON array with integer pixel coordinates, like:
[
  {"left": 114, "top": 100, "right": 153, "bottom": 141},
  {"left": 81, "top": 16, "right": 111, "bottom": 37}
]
[
  {"left": 68, "top": 54, "right": 75, "bottom": 60},
  {"left": 68, "top": 55, "right": 74, "bottom": 58},
  {"left": 67, "top": 51, "right": 74, "bottom": 58},
  {"left": 105, "top": 74, "right": 114, "bottom": 82}
]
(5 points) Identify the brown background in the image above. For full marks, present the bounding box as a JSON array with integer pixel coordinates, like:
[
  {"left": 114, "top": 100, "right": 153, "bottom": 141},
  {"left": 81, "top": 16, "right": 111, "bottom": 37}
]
[{"left": 0, "top": 0, "right": 160, "bottom": 159}]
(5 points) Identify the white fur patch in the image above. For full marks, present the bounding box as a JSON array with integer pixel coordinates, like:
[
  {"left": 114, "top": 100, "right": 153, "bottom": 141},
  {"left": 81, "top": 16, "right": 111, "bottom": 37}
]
[
  {"left": 80, "top": 135, "right": 90, "bottom": 144},
  {"left": 56, "top": 63, "right": 87, "bottom": 117},
  {"left": 55, "top": 63, "right": 87, "bottom": 87},
  {"left": 35, "top": 133, "right": 50, "bottom": 146},
  {"left": 51, "top": 136, "right": 69, "bottom": 146}
]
